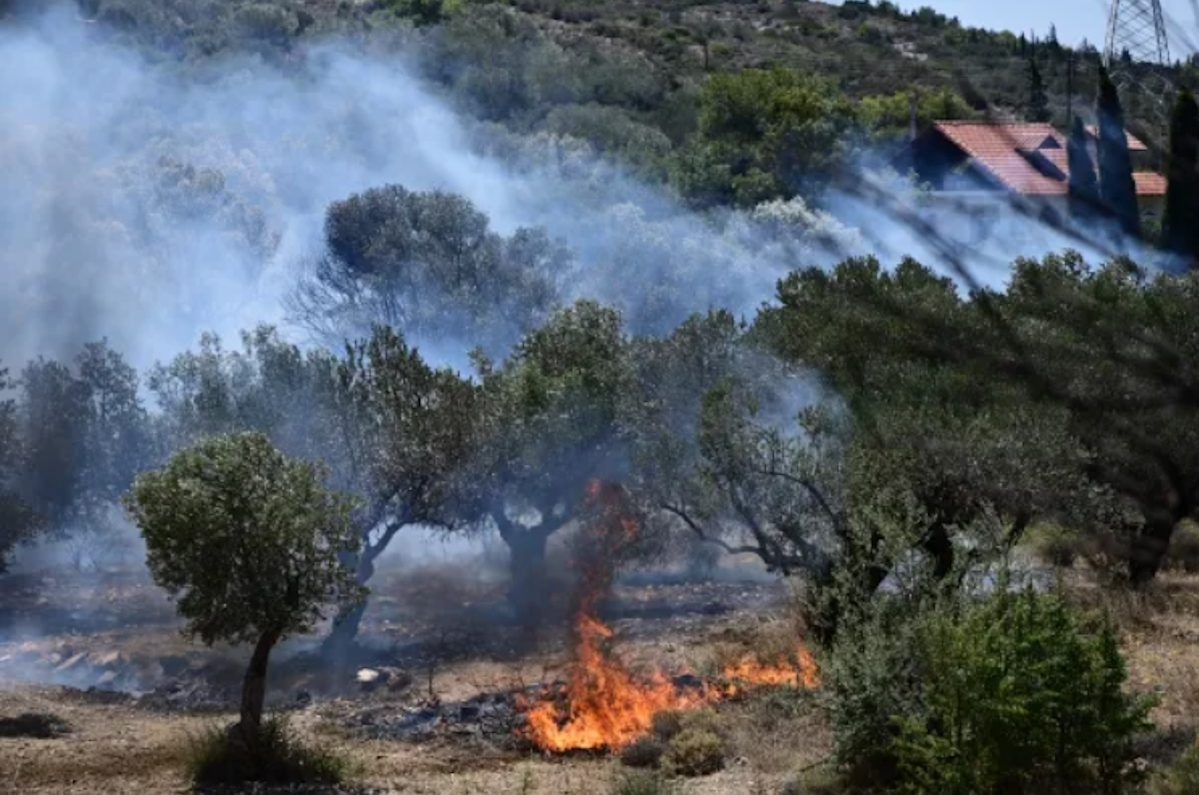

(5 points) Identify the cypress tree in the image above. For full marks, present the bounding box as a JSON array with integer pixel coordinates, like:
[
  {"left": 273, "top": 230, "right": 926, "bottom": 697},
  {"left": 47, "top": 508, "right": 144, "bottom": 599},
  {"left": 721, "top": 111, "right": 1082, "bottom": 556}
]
[
  {"left": 1163, "top": 87, "right": 1199, "bottom": 264},
  {"left": 1067, "top": 115, "right": 1101, "bottom": 218},
  {"left": 1026, "top": 57, "right": 1051, "bottom": 123},
  {"left": 1095, "top": 66, "right": 1140, "bottom": 236}
]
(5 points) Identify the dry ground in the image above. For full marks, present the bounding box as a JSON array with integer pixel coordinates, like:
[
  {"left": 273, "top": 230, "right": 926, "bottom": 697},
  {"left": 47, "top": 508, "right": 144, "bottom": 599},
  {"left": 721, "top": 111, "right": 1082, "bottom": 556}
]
[
  {"left": 0, "top": 555, "right": 830, "bottom": 795},
  {"left": 3, "top": 557, "right": 1197, "bottom": 795}
]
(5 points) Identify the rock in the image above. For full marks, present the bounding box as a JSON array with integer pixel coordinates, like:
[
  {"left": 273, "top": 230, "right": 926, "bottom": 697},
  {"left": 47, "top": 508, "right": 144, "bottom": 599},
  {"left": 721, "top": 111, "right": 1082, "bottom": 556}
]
[
  {"left": 96, "top": 670, "right": 118, "bottom": 686},
  {"left": 357, "top": 668, "right": 382, "bottom": 691},
  {"left": 92, "top": 650, "right": 123, "bottom": 668}
]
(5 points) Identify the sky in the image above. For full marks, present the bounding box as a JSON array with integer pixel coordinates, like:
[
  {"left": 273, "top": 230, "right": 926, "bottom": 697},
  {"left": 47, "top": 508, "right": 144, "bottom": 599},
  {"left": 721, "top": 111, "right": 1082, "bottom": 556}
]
[{"left": 893, "top": 0, "right": 1199, "bottom": 56}]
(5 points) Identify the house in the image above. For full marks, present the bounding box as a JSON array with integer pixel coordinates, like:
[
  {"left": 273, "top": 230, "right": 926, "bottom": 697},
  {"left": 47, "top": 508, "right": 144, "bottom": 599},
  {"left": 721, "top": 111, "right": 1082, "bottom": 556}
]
[{"left": 893, "top": 121, "right": 1166, "bottom": 222}]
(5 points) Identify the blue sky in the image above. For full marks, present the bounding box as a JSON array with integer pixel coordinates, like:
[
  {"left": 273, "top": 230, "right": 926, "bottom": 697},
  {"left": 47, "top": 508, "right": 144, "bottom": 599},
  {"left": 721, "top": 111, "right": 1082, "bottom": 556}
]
[{"left": 891, "top": 0, "right": 1198, "bottom": 55}]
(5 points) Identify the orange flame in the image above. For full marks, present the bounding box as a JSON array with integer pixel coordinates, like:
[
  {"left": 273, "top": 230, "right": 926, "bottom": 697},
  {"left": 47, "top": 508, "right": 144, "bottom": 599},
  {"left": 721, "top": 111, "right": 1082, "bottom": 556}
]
[
  {"left": 720, "top": 644, "right": 822, "bottom": 695},
  {"left": 519, "top": 479, "right": 820, "bottom": 753}
]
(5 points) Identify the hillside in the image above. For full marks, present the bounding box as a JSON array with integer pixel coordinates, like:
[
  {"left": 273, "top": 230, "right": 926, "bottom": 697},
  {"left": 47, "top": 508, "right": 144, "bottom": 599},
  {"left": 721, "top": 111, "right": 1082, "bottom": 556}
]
[{"left": 12, "top": 0, "right": 1188, "bottom": 188}]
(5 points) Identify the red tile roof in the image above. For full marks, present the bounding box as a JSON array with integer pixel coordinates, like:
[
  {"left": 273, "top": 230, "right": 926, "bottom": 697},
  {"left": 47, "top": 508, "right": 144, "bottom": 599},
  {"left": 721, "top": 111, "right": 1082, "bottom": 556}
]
[
  {"left": 1133, "top": 172, "right": 1167, "bottom": 196},
  {"left": 929, "top": 121, "right": 1163, "bottom": 197},
  {"left": 1084, "top": 124, "right": 1148, "bottom": 151}
]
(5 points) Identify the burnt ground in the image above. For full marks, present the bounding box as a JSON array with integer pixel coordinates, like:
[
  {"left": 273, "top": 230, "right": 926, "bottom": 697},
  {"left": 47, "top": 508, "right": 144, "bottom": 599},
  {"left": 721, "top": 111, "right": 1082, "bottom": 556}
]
[
  {"left": 0, "top": 553, "right": 833, "bottom": 795},
  {"left": 4, "top": 551, "right": 1198, "bottom": 795}
]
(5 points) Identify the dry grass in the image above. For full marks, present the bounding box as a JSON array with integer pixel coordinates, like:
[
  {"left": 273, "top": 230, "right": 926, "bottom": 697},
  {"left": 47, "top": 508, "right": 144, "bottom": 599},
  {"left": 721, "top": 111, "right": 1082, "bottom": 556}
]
[{"left": 4, "top": 562, "right": 1198, "bottom": 795}]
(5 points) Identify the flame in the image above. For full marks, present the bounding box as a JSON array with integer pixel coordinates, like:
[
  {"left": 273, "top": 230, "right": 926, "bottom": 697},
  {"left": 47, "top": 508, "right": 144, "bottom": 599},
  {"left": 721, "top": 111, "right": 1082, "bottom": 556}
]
[
  {"left": 518, "top": 479, "right": 821, "bottom": 753},
  {"left": 721, "top": 644, "right": 822, "bottom": 694}
]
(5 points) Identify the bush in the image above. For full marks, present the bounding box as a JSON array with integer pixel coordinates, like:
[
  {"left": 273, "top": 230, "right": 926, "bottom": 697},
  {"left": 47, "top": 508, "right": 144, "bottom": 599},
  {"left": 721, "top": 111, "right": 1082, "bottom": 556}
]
[
  {"left": 664, "top": 727, "right": 726, "bottom": 777},
  {"left": 620, "top": 735, "right": 666, "bottom": 769},
  {"left": 611, "top": 769, "right": 677, "bottom": 795},
  {"left": 186, "top": 716, "right": 352, "bottom": 787},
  {"left": 828, "top": 584, "right": 1156, "bottom": 794},
  {"left": 1152, "top": 741, "right": 1199, "bottom": 795},
  {"left": 1166, "top": 524, "right": 1199, "bottom": 573},
  {"left": 0, "top": 712, "right": 71, "bottom": 738},
  {"left": 650, "top": 710, "right": 684, "bottom": 742},
  {"left": 1027, "top": 524, "right": 1083, "bottom": 568},
  {"left": 892, "top": 588, "right": 1155, "bottom": 795}
]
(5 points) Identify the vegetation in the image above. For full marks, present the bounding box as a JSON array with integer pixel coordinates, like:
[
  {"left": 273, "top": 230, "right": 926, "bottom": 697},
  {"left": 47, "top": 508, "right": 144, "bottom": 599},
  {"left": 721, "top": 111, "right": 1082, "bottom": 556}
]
[
  {"left": 124, "top": 432, "right": 363, "bottom": 735},
  {"left": 1163, "top": 87, "right": 1199, "bottom": 265},
  {"left": 185, "top": 716, "right": 352, "bottom": 787},
  {"left": 5, "top": 2, "right": 1199, "bottom": 792},
  {"left": 1096, "top": 66, "right": 1140, "bottom": 237}
]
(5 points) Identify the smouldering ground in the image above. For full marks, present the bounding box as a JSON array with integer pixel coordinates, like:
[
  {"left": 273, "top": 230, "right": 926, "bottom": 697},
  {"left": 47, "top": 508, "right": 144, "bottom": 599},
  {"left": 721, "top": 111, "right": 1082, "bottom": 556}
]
[
  {"left": 5, "top": 556, "right": 1197, "bottom": 794},
  {"left": 0, "top": 555, "right": 832, "bottom": 794}
]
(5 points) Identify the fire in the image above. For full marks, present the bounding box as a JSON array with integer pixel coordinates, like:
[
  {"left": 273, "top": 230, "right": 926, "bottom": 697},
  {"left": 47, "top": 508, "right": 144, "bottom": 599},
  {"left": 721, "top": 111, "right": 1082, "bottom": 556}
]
[
  {"left": 518, "top": 479, "right": 821, "bottom": 753},
  {"left": 721, "top": 644, "right": 822, "bottom": 694}
]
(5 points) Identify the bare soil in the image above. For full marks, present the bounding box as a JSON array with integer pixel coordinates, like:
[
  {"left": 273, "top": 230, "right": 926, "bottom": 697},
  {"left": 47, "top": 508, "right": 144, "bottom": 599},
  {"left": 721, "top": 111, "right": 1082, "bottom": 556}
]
[
  {"left": 4, "top": 555, "right": 1195, "bottom": 795},
  {"left": 0, "top": 555, "right": 831, "bottom": 795}
]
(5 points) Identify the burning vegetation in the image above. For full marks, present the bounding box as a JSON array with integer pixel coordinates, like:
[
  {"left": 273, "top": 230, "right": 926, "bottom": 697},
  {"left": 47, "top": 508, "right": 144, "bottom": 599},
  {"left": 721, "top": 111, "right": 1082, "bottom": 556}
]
[{"left": 518, "top": 480, "right": 819, "bottom": 753}]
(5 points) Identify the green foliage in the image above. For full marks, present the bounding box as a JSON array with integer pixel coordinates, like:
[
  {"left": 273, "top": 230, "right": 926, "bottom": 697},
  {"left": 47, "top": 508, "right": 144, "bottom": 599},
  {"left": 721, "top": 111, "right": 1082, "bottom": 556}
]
[
  {"left": 1026, "top": 524, "right": 1083, "bottom": 568},
  {"left": 1024, "top": 56, "right": 1050, "bottom": 123},
  {"left": 1162, "top": 87, "right": 1199, "bottom": 263},
  {"left": 663, "top": 727, "right": 727, "bottom": 777},
  {"left": 611, "top": 769, "right": 677, "bottom": 795},
  {"left": 185, "top": 716, "right": 352, "bottom": 786},
  {"left": 1165, "top": 522, "right": 1199, "bottom": 573},
  {"left": 676, "top": 68, "right": 859, "bottom": 208},
  {"left": 1152, "top": 741, "right": 1199, "bottom": 795},
  {"left": 1096, "top": 67, "right": 1141, "bottom": 236},
  {"left": 997, "top": 254, "right": 1199, "bottom": 584},
  {"left": 124, "top": 431, "right": 363, "bottom": 647},
  {"left": 1068, "top": 115, "right": 1102, "bottom": 217},
  {"left": 829, "top": 585, "right": 1155, "bottom": 795},
  {"left": 293, "top": 184, "right": 567, "bottom": 351},
  {"left": 620, "top": 735, "right": 667, "bottom": 769},
  {"left": 0, "top": 364, "right": 40, "bottom": 572},
  {"left": 857, "top": 86, "right": 974, "bottom": 143},
  {"left": 894, "top": 589, "right": 1153, "bottom": 795}
]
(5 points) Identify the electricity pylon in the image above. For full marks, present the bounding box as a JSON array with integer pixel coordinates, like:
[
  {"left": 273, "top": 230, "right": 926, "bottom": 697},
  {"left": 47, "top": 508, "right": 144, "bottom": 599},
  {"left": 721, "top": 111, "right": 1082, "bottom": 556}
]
[{"left": 1104, "top": 0, "right": 1174, "bottom": 142}]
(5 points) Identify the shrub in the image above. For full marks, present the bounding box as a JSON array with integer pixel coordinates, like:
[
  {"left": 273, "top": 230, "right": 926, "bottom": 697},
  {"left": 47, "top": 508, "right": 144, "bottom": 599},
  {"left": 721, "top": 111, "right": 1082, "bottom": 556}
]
[
  {"left": 650, "top": 710, "right": 684, "bottom": 742},
  {"left": 1027, "top": 524, "right": 1082, "bottom": 568},
  {"left": 892, "top": 588, "right": 1155, "bottom": 795},
  {"left": 611, "top": 769, "right": 677, "bottom": 795},
  {"left": 0, "top": 712, "right": 71, "bottom": 738},
  {"left": 620, "top": 735, "right": 666, "bottom": 769},
  {"left": 664, "top": 727, "right": 726, "bottom": 777},
  {"left": 1152, "top": 741, "right": 1199, "bottom": 795},
  {"left": 1166, "top": 523, "right": 1199, "bottom": 573},
  {"left": 186, "top": 716, "right": 352, "bottom": 787}
]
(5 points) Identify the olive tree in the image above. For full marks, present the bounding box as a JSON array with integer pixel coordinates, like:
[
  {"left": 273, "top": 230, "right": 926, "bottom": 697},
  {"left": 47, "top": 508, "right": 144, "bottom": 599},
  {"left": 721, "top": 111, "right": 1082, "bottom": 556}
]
[
  {"left": 124, "top": 432, "right": 363, "bottom": 735},
  {"left": 0, "top": 363, "right": 39, "bottom": 572},
  {"left": 464, "top": 300, "right": 632, "bottom": 622},
  {"left": 321, "top": 325, "right": 480, "bottom": 653},
  {"left": 289, "top": 185, "right": 568, "bottom": 353}
]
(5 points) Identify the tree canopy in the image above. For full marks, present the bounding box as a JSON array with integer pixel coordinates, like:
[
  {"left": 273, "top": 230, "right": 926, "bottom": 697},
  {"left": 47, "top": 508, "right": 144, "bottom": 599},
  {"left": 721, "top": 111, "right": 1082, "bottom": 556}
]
[{"left": 124, "top": 431, "right": 363, "bottom": 730}]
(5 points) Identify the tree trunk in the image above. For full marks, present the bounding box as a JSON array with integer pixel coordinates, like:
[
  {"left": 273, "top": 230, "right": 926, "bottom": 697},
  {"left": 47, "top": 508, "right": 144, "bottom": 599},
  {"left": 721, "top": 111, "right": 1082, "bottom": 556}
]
[
  {"left": 322, "top": 552, "right": 375, "bottom": 659},
  {"left": 502, "top": 523, "right": 552, "bottom": 625},
  {"left": 240, "top": 629, "right": 280, "bottom": 737},
  {"left": 923, "top": 522, "right": 955, "bottom": 580},
  {"left": 1129, "top": 511, "right": 1177, "bottom": 588}
]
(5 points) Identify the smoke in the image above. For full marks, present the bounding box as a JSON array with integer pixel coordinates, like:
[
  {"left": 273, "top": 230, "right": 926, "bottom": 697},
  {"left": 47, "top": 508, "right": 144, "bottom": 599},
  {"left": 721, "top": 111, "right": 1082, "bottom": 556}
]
[{"left": 0, "top": 3, "right": 1139, "bottom": 376}]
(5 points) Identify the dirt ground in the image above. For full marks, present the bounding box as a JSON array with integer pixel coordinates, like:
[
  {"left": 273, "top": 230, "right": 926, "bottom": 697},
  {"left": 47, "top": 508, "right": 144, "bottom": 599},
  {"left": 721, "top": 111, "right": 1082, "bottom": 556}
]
[
  {"left": 0, "top": 555, "right": 831, "bottom": 795},
  {"left": 2, "top": 556, "right": 1197, "bottom": 795}
]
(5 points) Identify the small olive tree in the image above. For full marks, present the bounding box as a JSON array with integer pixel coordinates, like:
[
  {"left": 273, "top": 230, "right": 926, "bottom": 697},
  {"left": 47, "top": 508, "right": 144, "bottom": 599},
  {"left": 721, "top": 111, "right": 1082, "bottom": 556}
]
[{"left": 123, "top": 431, "right": 363, "bottom": 736}]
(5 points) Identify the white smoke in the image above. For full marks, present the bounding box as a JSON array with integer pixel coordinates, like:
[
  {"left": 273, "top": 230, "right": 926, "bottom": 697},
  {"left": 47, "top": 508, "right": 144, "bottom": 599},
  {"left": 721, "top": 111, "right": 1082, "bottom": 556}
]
[{"left": 0, "top": 3, "right": 1153, "bottom": 374}]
